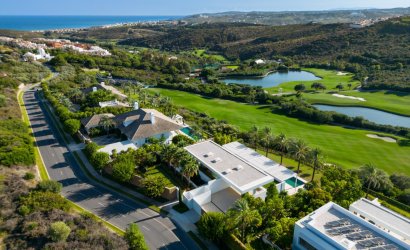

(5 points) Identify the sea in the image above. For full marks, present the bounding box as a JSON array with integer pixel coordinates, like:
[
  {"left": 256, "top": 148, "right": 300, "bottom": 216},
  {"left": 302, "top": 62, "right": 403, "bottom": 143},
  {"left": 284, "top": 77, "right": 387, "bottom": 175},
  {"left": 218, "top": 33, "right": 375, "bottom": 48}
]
[{"left": 0, "top": 16, "right": 182, "bottom": 31}]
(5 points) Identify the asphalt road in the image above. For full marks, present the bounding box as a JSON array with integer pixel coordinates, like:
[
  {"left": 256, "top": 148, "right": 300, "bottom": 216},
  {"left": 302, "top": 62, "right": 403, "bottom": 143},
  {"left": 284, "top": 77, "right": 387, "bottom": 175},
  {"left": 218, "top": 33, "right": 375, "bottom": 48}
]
[{"left": 23, "top": 89, "right": 199, "bottom": 250}]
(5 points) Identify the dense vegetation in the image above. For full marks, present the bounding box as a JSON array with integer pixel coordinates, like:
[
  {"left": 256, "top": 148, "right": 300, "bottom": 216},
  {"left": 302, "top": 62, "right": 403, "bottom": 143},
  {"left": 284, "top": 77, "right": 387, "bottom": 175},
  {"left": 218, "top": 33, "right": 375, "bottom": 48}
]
[
  {"left": 121, "top": 17, "right": 410, "bottom": 91},
  {"left": 0, "top": 50, "right": 50, "bottom": 167},
  {"left": 0, "top": 169, "right": 129, "bottom": 249}
]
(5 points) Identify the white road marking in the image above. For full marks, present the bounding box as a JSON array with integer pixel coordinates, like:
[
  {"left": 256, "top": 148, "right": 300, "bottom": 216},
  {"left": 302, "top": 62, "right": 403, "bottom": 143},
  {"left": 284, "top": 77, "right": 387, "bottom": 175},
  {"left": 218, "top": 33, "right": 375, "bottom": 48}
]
[
  {"left": 142, "top": 225, "right": 150, "bottom": 231},
  {"left": 98, "top": 202, "right": 105, "bottom": 207},
  {"left": 60, "top": 170, "right": 63, "bottom": 176}
]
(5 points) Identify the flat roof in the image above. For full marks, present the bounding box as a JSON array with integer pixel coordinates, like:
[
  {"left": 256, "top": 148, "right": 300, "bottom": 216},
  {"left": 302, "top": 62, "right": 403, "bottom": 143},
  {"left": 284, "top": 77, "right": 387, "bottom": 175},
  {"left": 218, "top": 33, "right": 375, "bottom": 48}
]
[
  {"left": 223, "top": 142, "right": 296, "bottom": 182},
  {"left": 298, "top": 202, "right": 409, "bottom": 250},
  {"left": 350, "top": 198, "right": 410, "bottom": 241},
  {"left": 185, "top": 141, "right": 274, "bottom": 194}
]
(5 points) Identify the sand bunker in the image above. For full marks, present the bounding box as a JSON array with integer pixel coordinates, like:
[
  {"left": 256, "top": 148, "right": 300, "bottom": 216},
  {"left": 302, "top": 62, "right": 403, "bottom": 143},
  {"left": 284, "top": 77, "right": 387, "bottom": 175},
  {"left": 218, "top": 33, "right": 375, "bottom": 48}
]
[
  {"left": 366, "top": 134, "right": 396, "bottom": 143},
  {"left": 332, "top": 94, "right": 366, "bottom": 101},
  {"left": 337, "top": 72, "right": 349, "bottom": 76}
]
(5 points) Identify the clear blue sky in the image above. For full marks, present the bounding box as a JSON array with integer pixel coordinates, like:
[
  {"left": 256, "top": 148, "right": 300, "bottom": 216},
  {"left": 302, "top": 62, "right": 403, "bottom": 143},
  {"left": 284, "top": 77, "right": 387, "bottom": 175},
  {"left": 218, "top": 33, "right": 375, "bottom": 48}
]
[{"left": 1, "top": 0, "right": 409, "bottom": 16}]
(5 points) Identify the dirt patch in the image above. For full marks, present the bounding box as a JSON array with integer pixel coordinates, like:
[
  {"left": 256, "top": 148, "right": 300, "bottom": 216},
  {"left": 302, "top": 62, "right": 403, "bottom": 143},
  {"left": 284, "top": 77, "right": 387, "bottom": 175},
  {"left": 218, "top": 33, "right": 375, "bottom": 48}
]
[{"left": 366, "top": 134, "right": 396, "bottom": 143}]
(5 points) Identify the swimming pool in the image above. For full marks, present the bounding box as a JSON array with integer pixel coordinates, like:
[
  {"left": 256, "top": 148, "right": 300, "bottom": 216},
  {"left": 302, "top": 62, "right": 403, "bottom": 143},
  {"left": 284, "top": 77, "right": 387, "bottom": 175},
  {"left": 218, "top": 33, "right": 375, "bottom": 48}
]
[
  {"left": 285, "top": 177, "right": 305, "bottom": 187},
  {"left": 180, "top": 127, "right": 201, "bottom": 140}
]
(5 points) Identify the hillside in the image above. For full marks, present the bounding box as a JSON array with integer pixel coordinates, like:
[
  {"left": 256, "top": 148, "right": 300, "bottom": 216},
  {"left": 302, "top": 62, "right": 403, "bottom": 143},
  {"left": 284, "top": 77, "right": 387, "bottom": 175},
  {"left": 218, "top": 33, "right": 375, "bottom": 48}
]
[
  {"left": 182, "top": 8, "right": 410, "bottom": 25},
  {"left": 120, "top": 17, "right": 410, "bottom": 91}
]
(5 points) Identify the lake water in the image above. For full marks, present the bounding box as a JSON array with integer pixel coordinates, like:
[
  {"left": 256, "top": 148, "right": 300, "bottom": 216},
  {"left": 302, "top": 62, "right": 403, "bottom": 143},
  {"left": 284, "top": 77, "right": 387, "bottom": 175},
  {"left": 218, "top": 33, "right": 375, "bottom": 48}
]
[
  {"left": 0, "top": 16, "right": 181, "bottom": 31},
  {"left": 222, "top": 71, "right": 321, "bottom": 87},
  {"left": 313, "top": 105, "right": 410, "bottom": 128}
]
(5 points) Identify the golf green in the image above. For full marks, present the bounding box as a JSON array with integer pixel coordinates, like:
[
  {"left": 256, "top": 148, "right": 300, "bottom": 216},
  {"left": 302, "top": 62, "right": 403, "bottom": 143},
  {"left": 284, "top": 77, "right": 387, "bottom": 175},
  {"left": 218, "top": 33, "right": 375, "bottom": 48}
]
[{"left": 149, "top": 88, "right": 410, "bottom": 176}]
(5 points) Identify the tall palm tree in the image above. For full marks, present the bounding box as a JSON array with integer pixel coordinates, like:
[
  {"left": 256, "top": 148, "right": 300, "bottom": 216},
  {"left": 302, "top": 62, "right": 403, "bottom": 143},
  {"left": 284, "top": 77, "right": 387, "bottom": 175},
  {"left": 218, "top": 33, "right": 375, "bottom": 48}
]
[
  {"left": 262, "top": 127, "right": 273, "bottom": 157},
  {"left": 250, "top": 125, "right": 259, "bottom": 151},
  {"left": 181, "top": 156, "right": 199, "bottom": 187},
  {"left": 229, "top": 199, "right": 262, "bottom": 243},
  {"left": 273, "top": 133, "right": 289, "bottom": 165},
  {"left": 359, "top": 164, "right": 390, "bottom": 198},
  {"left": 99, "top": 115, "right": 115, "bottom": 135},
  {"left": 290, "top": 139, "right": 310, "bottom": 178},
  {"left": 309, "top": 147, "right": 322, "bottom": 182}
]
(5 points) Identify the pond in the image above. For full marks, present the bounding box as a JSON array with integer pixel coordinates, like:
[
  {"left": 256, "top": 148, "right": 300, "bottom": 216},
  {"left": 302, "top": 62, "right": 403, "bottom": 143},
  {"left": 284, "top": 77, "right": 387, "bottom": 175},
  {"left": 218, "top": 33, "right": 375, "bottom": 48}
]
[
  {"left": 222, "top": 71, "right": 321, "bottom": 87},
  {"left": 313, "top": 105, "right": 410, "bottom": 128}
]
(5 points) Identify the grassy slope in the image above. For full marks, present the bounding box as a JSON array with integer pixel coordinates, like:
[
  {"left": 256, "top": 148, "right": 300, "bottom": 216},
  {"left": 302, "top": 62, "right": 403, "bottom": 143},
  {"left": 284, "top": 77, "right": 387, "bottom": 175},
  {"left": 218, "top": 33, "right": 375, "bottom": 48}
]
[
  {"left": 148, "top": 88, "right": 410, "bottom": 175},
  {"left": 266, "top": 68, "right": 410, "bottom": 116}
]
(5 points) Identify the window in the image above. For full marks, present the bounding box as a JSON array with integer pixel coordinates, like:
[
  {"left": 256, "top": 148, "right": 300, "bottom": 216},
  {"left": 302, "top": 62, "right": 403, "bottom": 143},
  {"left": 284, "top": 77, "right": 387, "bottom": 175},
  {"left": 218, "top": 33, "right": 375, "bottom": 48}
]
[{"left": 299, "top": 237, "right": 317, "bottom": 250}]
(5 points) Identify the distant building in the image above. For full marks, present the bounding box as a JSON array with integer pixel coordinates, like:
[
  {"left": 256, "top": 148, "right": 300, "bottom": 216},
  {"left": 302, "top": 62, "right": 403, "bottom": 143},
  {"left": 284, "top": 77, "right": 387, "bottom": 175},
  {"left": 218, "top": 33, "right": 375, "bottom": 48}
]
[
  {"left": 292, "top": 201, "right": 410, "bottom": 250},
  {"left": 23, "top": 48, "right": 52, "bottom": 61},
  {"left": 254, "top": 59, "right": 265, "bottom": 65}
]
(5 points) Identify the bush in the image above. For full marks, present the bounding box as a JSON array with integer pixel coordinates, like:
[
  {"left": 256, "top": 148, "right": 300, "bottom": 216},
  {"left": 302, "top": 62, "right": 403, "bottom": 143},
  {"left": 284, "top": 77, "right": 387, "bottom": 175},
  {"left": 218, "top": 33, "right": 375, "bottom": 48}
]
[
  {"left": 84, "top": 142, "right": 98, "bottom": 156},
  {"left": 390, "top": 173, "right": 410, "bottom": 190},
  {"left": 125, "top": 223, "right": 149, "bottom": 250},
  {"left": 23, "top": 172, "right": 35, "bottom": 180},
  {"left": 36, "top": 180, "right": 62, "bottom": 193},
  {"left": 19, "top": 191, "right": 70, "bottom": 214},
  {"left": 197, "top": 212, "right": 226, "bottom": 243},
  {"left": 63, "top": 119, "right": 81, "bottom": 135},
  {"left": 90, "top": 152, "right": 110, "bottom": 170},
  {"left": 141, "top": 175, "right": 167, "bottom": 198},
  {"left": 112, "top": 158, "right": 135, "bottom": 183},
  {"left": 48, "top": 221, "right": 71, "bottom": 242}
]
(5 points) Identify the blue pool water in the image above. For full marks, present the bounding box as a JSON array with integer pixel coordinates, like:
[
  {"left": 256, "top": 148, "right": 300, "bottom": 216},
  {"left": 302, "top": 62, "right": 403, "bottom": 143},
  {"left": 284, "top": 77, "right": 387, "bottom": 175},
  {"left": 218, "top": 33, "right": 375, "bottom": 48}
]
[
  {"left": 180, "top": 127, "right": 201, "bottom": 140},
  {"left": 285, "top": 177, "right": 304, "bottom": 187}
]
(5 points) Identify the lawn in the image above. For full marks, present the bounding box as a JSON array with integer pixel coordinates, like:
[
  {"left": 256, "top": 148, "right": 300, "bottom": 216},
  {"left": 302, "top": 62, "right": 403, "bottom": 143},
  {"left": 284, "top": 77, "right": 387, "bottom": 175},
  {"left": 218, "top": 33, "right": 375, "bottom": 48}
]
[
  {"left": 148, "top": 88, "right": 410, "bottom": 176},
  {"left": 192, "top": 49, "right": 227, "bottom": 62},
  {"left": 266, "top": 68, "right": 410, "bottom": 116}
]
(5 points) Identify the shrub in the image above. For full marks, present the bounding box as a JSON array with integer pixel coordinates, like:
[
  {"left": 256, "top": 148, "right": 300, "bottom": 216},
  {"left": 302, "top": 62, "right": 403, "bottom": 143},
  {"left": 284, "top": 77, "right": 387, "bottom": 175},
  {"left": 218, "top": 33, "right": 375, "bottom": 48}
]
[
  {"left": 141, "top": 175, "right": 167, "bottom": 198},
  {"left": 18, "top": 205, "right": 30, "bottom": 216},
  {"left": 197, "top": 212, "right": 226, "bottom": 243},
  {"left": 90, "top": 152, "right": 110, "bottom": 170},
  {"left": 112, "top": 159, "right": 135, "bottom": 183},
  {"left": 36, "top": 180, "right": 62, "bottom": 193},
  {"left": 125, "top": 223, "right": 148, "bottom": 250},
  {"left": 48, "top": 221, "right": 71, "bottom": 242},
  {"left": 390, "top": 173, "right": 410, "bottom": 190},
  {"left": 63, "top": 119, "right": 81, "bottom": 135},
  {"left": 23, "top": 172, "right": 35, "bottom": 180},
  {"left": 84, "top": 142, "right": 98, "bottom": 156},
  {"left": 19, "top": 191, "right": 70, "bottom": 214}
]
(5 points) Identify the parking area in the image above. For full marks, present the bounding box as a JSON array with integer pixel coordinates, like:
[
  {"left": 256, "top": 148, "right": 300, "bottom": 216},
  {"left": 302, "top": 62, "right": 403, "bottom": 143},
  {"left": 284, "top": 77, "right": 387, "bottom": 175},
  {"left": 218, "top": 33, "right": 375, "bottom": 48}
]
[{"left": 92, "top": 135, "right": 122, "bottom": 146}]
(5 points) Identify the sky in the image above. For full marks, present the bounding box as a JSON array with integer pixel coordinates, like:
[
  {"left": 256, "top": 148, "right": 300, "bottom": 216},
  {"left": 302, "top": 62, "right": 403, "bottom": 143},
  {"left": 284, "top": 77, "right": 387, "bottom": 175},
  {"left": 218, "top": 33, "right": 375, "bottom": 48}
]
[{"left": 0, "top": 0, "right": 409, "bottom": 16}]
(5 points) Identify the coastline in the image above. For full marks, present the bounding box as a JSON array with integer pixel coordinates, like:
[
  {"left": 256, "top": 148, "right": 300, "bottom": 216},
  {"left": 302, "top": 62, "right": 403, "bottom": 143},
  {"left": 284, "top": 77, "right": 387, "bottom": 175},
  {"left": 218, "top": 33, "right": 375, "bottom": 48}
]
[{"left": 0, "top": 15, "right": 183, "bottom": 32}]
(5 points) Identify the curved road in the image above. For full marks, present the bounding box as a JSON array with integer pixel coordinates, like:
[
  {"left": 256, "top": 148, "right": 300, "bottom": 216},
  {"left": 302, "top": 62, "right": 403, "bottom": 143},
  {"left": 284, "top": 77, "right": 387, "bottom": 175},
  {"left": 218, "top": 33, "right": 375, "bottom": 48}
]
[{"left": 23, "top": 89, "right": 199, "bottom": 250}]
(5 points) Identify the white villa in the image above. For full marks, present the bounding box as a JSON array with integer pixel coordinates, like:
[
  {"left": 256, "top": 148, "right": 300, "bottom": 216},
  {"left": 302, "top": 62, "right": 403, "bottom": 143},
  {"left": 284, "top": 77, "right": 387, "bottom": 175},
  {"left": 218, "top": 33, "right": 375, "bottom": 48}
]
[
  {"left": 182, "top": 140, "right": 306, "bottom": 215},
  {"left": 292, "top": 201, "right": 410, "bottom": 250}
]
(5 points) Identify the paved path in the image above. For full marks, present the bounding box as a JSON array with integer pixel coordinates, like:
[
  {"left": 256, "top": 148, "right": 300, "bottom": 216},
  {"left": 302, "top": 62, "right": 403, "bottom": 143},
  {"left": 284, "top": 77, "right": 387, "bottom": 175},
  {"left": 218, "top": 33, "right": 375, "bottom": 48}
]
[{"left": 23, "top": 89, "right": 200, "bottom": 250}]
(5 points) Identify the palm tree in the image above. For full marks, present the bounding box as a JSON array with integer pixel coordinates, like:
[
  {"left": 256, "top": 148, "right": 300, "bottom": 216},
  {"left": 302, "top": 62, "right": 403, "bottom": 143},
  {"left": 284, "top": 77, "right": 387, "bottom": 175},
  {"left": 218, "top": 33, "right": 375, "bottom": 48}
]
[
  {"left": 67, "top": 88, "right": 84, "bottom": 103},
  {"left": 336, "top": 83, "right": 344, "bottom": 92},
  {"left": 273, "top": 133, "right": 289, "bottom": 165},
  {"left": 262, "top": 127, "right": 273, "bottom": 157},
  {"left": 181, "top": 156, "right": 199, "bottom": 187},
  {"left": 228, "top": 199, "right": 262, "bottom": 243},
  {"left": 359, "top": 164, "right": 390, "bottom": 198},
  {"left": 99, "top": 115, "right": 115, "bottom": 135},
  {"left": 250, "top": 125, "right": 259, "bottom": 151},
  {"left": 290, "top": 139, "right": 310, "bottom": 178},
  {"left": 309, "top": 147, "right": 322, "bottom": 182}
]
